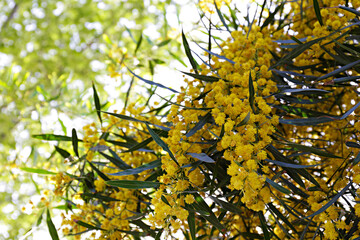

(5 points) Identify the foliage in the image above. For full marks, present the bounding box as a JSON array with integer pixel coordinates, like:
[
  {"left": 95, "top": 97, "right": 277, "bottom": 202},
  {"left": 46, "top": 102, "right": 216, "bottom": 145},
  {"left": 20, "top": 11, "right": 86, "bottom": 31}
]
[
  {"left": 30, "top": 0, "right": 360, "bottom": 239},
  {"left": 0, "top": 0, "right": 185, "bottom": 238}
]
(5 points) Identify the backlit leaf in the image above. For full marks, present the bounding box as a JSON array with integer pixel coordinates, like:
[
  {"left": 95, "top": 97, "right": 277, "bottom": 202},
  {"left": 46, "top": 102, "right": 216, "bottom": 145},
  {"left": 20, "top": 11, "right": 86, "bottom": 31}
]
[
  {"left": 46, "top": 209, "right": 59, "bottom": 240},
  {"left": 106, "top": 180, "right": 161, "bottom": 189}
]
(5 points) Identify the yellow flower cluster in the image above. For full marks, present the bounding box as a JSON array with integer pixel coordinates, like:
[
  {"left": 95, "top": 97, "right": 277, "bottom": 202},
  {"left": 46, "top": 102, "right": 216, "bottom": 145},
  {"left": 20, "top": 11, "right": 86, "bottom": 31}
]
[
  {"left": 43, "top": 0, "right": 360, "bottom": 239},
  {"left": 199, "top": 0, "right": 232, "bottom": 14}
]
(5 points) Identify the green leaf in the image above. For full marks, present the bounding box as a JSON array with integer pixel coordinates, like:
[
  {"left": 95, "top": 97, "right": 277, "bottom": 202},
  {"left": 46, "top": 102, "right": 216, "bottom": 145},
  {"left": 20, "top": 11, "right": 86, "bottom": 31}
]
[
  {"left": 265, "top": 159, "right": 322, "bottom": 168},
  {"left": 340, "top": 102, "right": 360, "bottom": 120},
  {"left": 237, "top": 112, "right": 251, "bottom": 126},
  {"left": 36, "top": 209, "right": 44, "bottom": 226},
  {"left": 81, "top": 193, "right": 120, "bottom": 202},
  {"left": 103, "top": 111, "right": 170, "bottom": 131},
  {"left": 46, "top": 209, "right": 59, "bottom": 240},
  {"left": 266, "top": 178, "right": 291, "bottom": 194},
  {"left": 197, "top": 45, "right": 235, "bottom": 64},
  {"left": 21, "top": 168, "right": 57, "bottom": 175},
  {"left": 187, "top": 152, "right": 215, "bottom": 163},
  {"left": 313, "top": 0, "right": 323, "bottom": 26},
  {"left": 123, "top": 138, "right": 153, "bottom": 153},
  {"left": 131, "top": 65, "right": 175, "bottom": 91},
  {"left": 32, "top": 134, "right": 73, "bottom": 141},
  {"left": 169, "top": 52, "right": 188, "bottom": 67},
  {"left": 261, "top": 2, "right": 284, "bottom": 30},
  {"left": 87, "top": 161, "right": 111, "bottom": 181},
  {"left": 258, "top": 211, "right": 271, "bottom": 240},
  {"left": 181, "top": 71, "right": 223, "bottom": 83},
  {"left": 267, "top": 203, "right": 298, "bottom": 234},
  {"left": 146, "top": 124, "right": 178, "bottom": 164},
  {"left": 281, "top": 88, "right": 329, "bottom": 95},
  {"left": 333, "top": 76, "right": 359, "bottom": 83},
  {"left": 157, "top": 39, "right": 171, "bottom": 47},
  {"left": 109, "top": 160, "right": 161, "bottom": 176},
  {"left": 188, "top": 211, "right": 196, "bottom": 240},
  {"left": 90, "top": 144, "right": 109, "bottom": 152},
  {"left": 270, "top": 37, "right": 324, "bottom": 69},
  {"left": 100, "top": 150, "right": 132, "bottom": 170},
  {"left": 306, "top": 182, "right": 352, "bottom": 218},
  {"left": 77, "top": 221, "right": 104, "bottom": 231},
  {"left": 92, "top": 82, "right": 102, "bottom": 123},
  {"left": 353, "top": 152, "right": 360, "bottom": 165},
  {"left": 186, "top": 111, "right": 212, "bottom": 138},
  {"left": 210, "top": 196, "right": 242, "bottom": 215},
  {"left": 249, "top": 72, "right": 255, "bottom": 113},
  {"left": 214, "top": 1, "right": 230, "bottom": 32},
  {"left": 316, "top": 59, "right": 360, "bottom": 81},
  {"left": 54, "top": 146, "right": 70, "bottom": 159},
  {"left": 134, "top": 33, "right": 143, "bottom": 54},
  {"left": 182, "top": 30, "right": 199, "bottom": 74},
  {"left": 339, "top": 6, "right": 360, "bottom": 17},
  {"left": 279, "top": 116, "right": 335, "bottom": 126},
  {"left": 106, "top": 180, "right": 161, "bottom": 189},
  {"left": 285, "top": 142, "right": 341, "bottom": 158},
  {"left": 72, "top": 128, "right": 79, "bottom": 157},
  {"left": 155, "top": 229, "right": 164, "bottom": 240}
]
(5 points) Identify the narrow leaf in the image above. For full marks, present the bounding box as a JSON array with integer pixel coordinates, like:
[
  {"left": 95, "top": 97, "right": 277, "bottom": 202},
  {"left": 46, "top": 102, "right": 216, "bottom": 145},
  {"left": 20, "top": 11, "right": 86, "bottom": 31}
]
[
  {"left": 109, "top": 160, "right": 161, "bottom": 176},
  {"left": 87, "top": 161, "right": 110, "bottom": 181},
  {"left": 146, "top": 124, "right": 178, "bottom": 164},
  {"left": 103, "top": 111, "right": 170, "bottom": 131},
  {"left": 313, "top": 0, "right": 323, "bottom": 26},
  {"left": 134, "top": 33, "right": 143, "bottom": 54},
  {"left": 210, "top": 196, "right": 242, "bottom": 214},
  {"left": 181, "top": 71, "right": 223, "bottom": 83},
  {"left": 32, "top": 134, "right": 73, "bottom": 141},
  {"left": 123, "top": 138, "right": 153, "bottom": 153},
  {"left": 127, "top": 67, "right": 179, "bottom": 93},
  {"left": 54, "top": 146, "right": 70, "bottom": 159},
  {"left": 182, "top": 30, "right": 199, "bottom": 74},
  {"left": 106, "top": 180, "right": 161, "bottom": 189},
  {"left": 186, "top": 112, "right": 212, "bottom": 138},
  {"left": 265, "top": 159, "right": 322, "bottom": 168},
  {"left": 268, "top": 203, "right": 298, "bottom": 233},
  {"left": 92, "top": 82, "right": 102, "bottom": 123},
  {"left": 109, "top": 148, "right": 132, "bottom": 169},
  {"left": 279, "top": 116, "right": 336, "bottom": 126},
  {"left": 187, "top": 152, "right": 215, "bottom": 163},
  {"left": 72, "top": 128, "right": 79, "bottom": 157},
  {"left": 258, "top": 211, "right": 271, "bottom": 240},
  {"left": 214, "top": 1, "right": 230, "bottom": 32},
  {"left": 316, "top": 59, "right": 360, "bottom": 81},
  {"left": 266, "top": 178, "right": 291, "bottom": 194},
  {"left": 188, "top": 211, "right": 196, "bottom": 240},
  {"left": 46, "top": 209, "right": 59, "bottom": 240},
  {"left": 249, "top": 72, "right": 255, "bottom": 112},
  {"left": 285, "top": 142, "right": 341, "bottom": 158},
  {"left": 346, "top": 142, "right": 360, "bottom": 148},
  {"left": 99, "top": 151, "right": 131, "bottom": 170},
  {"left": 339, "top": 6, "right": 360, "bottom": 17},
  {"left": 281, "top": 88, "right": 329, "bottom": 95},
  {"left": 340, "top": 102, "right": 360, "bottom": 120},
  {"left": 353, "top": 152, "right": 360, "bottom": 165},
  {"left": 90, "top": 145, "right": 109, "bottom": 152},
  {"left": 197, "top": 45, "right": 235, "bottom": 64},
  {"left": 81, "top": 193, "right": 119, "bottom": 202},
  {"left": 155, "top": 229, "right": 164, "bottom": 240},
  {"left": 270, "top": 37, "right": 324, "bottom": 69},
  {"left": 306, "top": 182, "right": 352, "bottom": 218},
  {"left": 77, "top": 221, "right": 104, "bottom": 231},
  {"left": 21, "top": 168, "right": 57, "bottom": 175}
]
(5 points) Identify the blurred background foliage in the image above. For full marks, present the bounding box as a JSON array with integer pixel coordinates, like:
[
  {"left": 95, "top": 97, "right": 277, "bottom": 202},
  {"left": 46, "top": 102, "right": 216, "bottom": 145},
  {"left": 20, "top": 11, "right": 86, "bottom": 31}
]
[{"left": 0, "top": 0, "right": 195, "bottom": 238}]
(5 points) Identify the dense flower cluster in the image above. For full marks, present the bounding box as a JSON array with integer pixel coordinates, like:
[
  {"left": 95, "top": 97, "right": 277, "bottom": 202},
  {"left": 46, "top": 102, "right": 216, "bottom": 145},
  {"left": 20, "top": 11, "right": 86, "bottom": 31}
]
[{"left": 31, "top": 0, "right": 360, "bottom": 239}]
